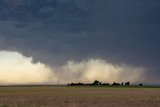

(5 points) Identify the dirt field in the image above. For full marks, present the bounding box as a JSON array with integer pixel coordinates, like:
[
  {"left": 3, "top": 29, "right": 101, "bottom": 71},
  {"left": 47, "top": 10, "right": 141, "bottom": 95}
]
[{"left": 0, "top": 86, "right": 159, "bottom": 107}]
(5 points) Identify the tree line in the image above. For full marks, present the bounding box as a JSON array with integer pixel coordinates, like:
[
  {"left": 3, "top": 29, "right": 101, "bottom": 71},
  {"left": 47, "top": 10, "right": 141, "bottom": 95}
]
[{"left": 67, "top": 80, "right": 143, "bottom": 86}]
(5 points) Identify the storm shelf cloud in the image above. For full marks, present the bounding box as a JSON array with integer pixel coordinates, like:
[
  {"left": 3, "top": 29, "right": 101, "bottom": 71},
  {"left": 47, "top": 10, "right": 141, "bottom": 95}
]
[
  {"left": 0, "top": 51, "right": 146, "bottom": 85},
  {"left": 0, "top": 0, "right": 160, "bottom": 85}
]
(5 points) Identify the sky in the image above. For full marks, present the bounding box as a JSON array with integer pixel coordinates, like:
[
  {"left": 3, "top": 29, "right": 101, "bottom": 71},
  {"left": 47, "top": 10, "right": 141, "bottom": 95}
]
[{"left": 0, "top": 0, "right": 160, "bottom": 84}]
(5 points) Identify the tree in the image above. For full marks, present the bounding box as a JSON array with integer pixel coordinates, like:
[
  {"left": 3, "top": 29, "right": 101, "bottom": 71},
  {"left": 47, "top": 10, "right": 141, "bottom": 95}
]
[
  {"left": 92, "top": 80, "right": 100, "bottom": 85},
  {"left": 112, "top": 82, "right": 120, "bottom": 86},
  {"left": 121, "top": 82, "right": 124, "bottom": 86},
  {"left": 125, "top": 82, "right": 130, "bottom": 86},
  {"left": 70, "top": 83, "right": 75, "bottom": 86},
  {"left": 139, "top": 83, "right": 143, "bottom": 86}
]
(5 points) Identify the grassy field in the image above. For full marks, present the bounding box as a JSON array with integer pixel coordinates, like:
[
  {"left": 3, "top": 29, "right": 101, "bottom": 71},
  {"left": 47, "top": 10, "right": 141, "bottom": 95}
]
[{"left": 0, "top": 86, "right": 159, "bottom": 107}]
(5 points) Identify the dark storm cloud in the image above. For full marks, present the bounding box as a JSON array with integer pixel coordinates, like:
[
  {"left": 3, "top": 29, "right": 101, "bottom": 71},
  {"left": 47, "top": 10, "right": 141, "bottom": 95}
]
[
  {"left": 0, "top": 0, "right": 88, "bottom": 24},
  {"left": 0, "top": 0, "right": 160, "bottom": 80}
]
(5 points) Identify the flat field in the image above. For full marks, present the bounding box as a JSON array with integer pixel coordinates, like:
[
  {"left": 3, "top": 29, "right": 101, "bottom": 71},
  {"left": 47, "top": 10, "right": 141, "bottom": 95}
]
[{"left": 0, "top": 86, "right": 159, "bottom": 107}]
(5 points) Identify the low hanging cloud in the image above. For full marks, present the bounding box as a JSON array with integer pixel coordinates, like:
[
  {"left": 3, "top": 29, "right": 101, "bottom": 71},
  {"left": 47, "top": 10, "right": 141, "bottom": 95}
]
[
  {"left": 58, "top": 59, "right": 145, "bottom": 84},
  {"left": 0, "top": 51, "right": 57, "bottom": 85},
  {"left": 0, "top": 51, "right": 146, "bottom": 85}
]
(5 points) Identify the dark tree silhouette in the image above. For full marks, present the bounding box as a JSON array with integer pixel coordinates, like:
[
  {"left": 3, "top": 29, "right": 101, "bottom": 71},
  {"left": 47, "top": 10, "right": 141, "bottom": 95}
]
[
  {"left": 99, "top": 82, "right": 102, "bottom": 85},
  {"left": 92, "top": 80, "right": 100, "bottom": 85},
  {"left": 121, "top": 82, "right": 124, "bottom": 86},
  {"left": 70, "top": 83, "right": 75, "bottom": 86},
  {"left": 139, "top": 83, "right": 143, "bottom": 86},
  {"left": 67, "top": 80, "right": 136, "bottom": 87},
  {"left": 69, "top": 82, "right": 84, "bottom": 86},
  {"left": 102, "top": 83, "right": 109, "bottom": 86},
  {"left": 125, "top": 82, "right": 130, "bottom": 86},
  {"left": 112, "top": 82, "right": 120, "bottom": 86}
]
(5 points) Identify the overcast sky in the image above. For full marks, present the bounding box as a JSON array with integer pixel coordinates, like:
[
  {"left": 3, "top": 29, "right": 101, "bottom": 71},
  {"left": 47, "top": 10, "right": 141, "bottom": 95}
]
[{"left": 0, "top": 0, "right": 160, "bottom": 83}]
